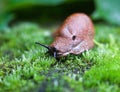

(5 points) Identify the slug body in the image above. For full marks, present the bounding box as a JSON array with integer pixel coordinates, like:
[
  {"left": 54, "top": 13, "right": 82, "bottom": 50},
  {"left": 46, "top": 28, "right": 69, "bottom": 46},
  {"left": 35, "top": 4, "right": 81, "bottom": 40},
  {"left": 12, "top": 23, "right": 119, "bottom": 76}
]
[{"left": 36, "top": 13, "right": 94, "bottom": 58}]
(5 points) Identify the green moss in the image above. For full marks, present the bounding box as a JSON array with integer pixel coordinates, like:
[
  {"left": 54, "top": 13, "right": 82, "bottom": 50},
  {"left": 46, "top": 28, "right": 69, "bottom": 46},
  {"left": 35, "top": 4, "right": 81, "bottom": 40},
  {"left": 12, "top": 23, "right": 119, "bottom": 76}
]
[{"left": 0, "top": 23, "right": 120, "bottom": 92}]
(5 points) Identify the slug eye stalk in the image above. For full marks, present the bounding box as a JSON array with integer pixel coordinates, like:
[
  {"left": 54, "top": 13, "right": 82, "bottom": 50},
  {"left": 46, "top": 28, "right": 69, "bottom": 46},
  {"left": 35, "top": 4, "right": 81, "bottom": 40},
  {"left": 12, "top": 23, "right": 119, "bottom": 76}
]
[
  {"left": 35, "top": 42, "right": 51, "bottom": 50},
  {"left": 35, "top": 42, "right": 59, "bottom": 58}
]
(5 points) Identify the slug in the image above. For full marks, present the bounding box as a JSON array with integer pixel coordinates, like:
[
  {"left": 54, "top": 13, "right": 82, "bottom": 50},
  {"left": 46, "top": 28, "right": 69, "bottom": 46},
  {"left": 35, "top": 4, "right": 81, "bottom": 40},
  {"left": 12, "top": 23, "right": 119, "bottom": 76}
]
[{"left": 35, "top": 13, "right": 94, "bottom": 58}]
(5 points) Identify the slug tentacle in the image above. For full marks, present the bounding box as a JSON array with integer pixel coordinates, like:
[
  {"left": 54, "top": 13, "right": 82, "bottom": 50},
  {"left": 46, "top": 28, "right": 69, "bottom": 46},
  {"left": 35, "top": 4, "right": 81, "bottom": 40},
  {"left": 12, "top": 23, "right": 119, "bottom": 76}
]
[
  {"left": 35, "top": 42, "right": 61, "bottom": 58},
  {"left": 35, "top": 42, "right": 51, "bottom": 50}
]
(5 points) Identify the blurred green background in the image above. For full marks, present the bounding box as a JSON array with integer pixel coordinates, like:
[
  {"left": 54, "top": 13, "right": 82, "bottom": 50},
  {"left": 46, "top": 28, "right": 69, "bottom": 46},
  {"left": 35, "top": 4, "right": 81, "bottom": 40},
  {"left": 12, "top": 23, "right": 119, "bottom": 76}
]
[
  {"left": 1, "top": 0, "right": 120, "bottom": 92},
  {"left": 0, "top": 0, "right": 120, "bottom": 31}
]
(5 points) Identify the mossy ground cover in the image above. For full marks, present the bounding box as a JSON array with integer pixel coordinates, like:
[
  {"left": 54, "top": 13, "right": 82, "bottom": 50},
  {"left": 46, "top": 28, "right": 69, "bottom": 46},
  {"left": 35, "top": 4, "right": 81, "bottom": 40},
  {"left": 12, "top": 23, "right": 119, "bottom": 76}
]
[{"left": 0, "top": 23, "right": 120, "bottom": 92}]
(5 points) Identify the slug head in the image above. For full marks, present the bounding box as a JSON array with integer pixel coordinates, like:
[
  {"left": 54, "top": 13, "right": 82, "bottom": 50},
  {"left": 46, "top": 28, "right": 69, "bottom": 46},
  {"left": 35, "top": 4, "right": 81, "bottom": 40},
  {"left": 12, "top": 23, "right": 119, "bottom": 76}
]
[
  {"left": 35, "top": 13, "right": 94, "bottom": 58},
  {"left": 35, "top": 42, "right": 61, "bottom": 58}
]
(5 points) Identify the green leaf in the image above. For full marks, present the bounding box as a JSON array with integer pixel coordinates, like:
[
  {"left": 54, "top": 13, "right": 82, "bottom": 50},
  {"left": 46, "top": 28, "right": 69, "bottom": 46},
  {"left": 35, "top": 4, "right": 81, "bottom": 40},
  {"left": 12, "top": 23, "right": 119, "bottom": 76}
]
[
  {"left": 0, "top": 0, "right": 76, "bottom": 31},
  {"left": 3, "top": 0, "right": 67, "bottom": 11},
  {"left": 0, "top": 14, "right": 14, "bottom": 31},
  {"left": 93, "top": 0, "right": 120, "bottom": 25}
]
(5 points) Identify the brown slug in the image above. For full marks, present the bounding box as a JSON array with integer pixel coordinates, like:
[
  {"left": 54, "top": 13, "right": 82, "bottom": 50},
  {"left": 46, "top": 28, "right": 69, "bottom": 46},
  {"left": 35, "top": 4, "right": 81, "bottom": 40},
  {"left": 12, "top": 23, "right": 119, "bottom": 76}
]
[{"left": 35, "top": 13, "right": 94, "bottom": 58}]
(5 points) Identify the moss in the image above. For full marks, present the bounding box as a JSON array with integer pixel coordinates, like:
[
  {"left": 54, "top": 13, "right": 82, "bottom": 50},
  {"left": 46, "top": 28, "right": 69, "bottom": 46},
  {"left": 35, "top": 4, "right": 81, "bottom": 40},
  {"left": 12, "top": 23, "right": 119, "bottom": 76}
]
[{"left": 0, "top": 23, "right": 120, "bottom": 92}]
